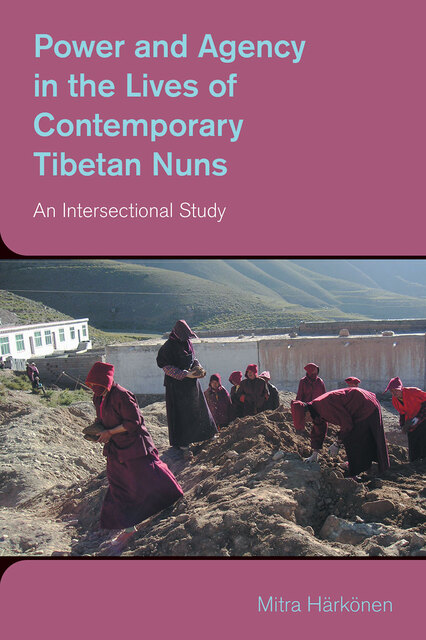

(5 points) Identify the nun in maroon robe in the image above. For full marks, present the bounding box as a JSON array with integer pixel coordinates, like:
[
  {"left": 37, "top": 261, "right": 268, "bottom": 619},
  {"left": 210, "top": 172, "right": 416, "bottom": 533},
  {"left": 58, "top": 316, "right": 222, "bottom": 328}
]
[
  {"left": 26, "top": 362, "right": 40, "bottom": 389},
  {"left": 204, "top": 373, "right": 232, "bottom": 429},
  {"left": 259, "top": 371, "right": 280, "bottom": 410},
  {"left": 385, "top": 377, "right": 426, "bottom": 462},
  {"left": 346, "top": 376, "right": 361, "bottom": 388},
  {"left": 156, "top": 320, "right": 217, "bottom": 448},
  {"left": 85, "top": 362, "right": 183, "bottom": 530},
  {"left": 291, "top": 387, "right": 389, "bottom": 476},
  {"left": 296, "top": 363, "right": 326, "bottom": 402},
  {"left": 238, "top": 364, "right": 269, "bottom": 417},
  {"left": 296, "top": 363, "right": 327, "bottom": 446},
  {"left": 229, "top": 370, "right": 244, "bottom": 420}
]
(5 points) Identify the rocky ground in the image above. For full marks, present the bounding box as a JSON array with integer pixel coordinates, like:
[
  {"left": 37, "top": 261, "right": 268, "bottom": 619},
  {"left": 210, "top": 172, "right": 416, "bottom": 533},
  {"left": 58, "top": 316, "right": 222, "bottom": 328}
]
[{"left": 0, "top": 372, "right": 425, "bottom": 557}]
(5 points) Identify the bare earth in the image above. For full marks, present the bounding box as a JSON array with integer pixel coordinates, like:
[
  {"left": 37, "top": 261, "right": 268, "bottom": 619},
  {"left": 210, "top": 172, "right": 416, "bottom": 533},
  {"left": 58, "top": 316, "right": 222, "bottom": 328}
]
[{"left": 0, "top": 376, "right": 425, "bottom": 557}]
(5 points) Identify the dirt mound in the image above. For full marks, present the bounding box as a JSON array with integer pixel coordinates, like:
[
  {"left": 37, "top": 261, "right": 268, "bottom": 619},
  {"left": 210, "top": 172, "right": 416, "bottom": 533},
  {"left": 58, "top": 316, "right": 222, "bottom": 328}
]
[{"left": 0, "top": 385, "right": 425, "bottom": 557}]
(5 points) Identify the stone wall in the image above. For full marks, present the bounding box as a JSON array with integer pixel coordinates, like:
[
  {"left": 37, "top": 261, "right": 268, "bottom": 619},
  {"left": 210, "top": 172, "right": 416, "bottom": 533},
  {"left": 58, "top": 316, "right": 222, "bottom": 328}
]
[{"left": 31, "top": 351, "right": 105, "bottom": 387}]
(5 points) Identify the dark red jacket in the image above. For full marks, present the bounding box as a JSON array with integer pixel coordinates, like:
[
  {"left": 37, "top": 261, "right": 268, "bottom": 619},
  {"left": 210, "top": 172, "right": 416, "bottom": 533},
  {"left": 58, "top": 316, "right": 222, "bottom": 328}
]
[
  {"left": 239, "top": 377, "right": 269, "bottom": 416},
  {"left": 296, "top": 376, "right": 326, "bottom": 402},
  {"left": 93, "top": 383, "right": 158, "bottom": 462},
  {"left": 204, "top": 385, "right": 232, "bottom": 427},
  {"left": 309, "top": 387, "right": 381, "bottom": 439}
]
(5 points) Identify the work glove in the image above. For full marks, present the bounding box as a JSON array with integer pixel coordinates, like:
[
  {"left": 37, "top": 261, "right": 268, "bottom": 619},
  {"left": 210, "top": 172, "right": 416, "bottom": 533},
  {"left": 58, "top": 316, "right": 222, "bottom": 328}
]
[
  {"left": 304, "top": 450, "right": 319, "bottom": 464},
  {"left": 328, "top": 442, "right": 340, "bottom": 457}
]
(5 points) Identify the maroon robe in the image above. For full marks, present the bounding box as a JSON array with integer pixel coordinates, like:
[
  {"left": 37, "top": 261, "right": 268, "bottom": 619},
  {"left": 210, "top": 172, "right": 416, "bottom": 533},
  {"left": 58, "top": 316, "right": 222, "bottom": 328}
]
[
  {"left": 204, "top": 385, "right": 232, "bottom": 428},
  {"left": 156, "top": 332, "right": 217, "bottom": 447},
  {"left": 297, "top": 375, "right": 327, "bottom": 446},
  {"left": 93, "top": 383, "right": 183, "bottom": 529},
  {"left": 264, "top": 382, "right": 280, "bottom": 410},
  {"left": 308, "top": 388, "right": 389, "bottom": 475},
  {"left": 239, "top": 377, "right": 269, "bottom": 416},
  {"left": 296, "top": 375, "right": 326, "bottom": 402},
  {"left": 26, "top": 364, "right": 40, "bottom": 388},
  {"left": 230, "top": 385, "right": 244, "bottom": 420}
]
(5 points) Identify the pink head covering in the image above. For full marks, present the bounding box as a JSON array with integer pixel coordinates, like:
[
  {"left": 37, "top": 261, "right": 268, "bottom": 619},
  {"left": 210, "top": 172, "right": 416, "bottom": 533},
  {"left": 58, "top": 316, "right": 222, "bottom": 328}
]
[
  {"left": 345, "top": 376, "right": 361, "bottom": 387},
  {"left": 259, "top": 371, "right": 271, "bottom": 381},
  {"left": 384, "top": 377, "right": 403, "bottom": 392},
  {"left": 291, "top": 400, "right": 307, "bottom": 431},
  {"left": 170, "top": 320, "right": 198, "bottom": 341},
  {"left": 304, "top": 363, "right": 319, "bottom": 374},
  {"left": 86, "top": 362, "right": 114, "bottom": 396},
  {"left": 209, "top": 373, "right": 221, "bottom": 386},
  {"left": 229, "top": 371, "right": 243, "bottom": 385},
  {"left": 245, "top": 364, "right": 258, "bottom": 377}
]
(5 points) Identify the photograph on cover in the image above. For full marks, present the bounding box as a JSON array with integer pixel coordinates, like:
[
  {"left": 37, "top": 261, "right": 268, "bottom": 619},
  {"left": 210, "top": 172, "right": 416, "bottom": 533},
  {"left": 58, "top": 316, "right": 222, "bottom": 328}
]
[{"left": 0, "top": 257, "right": 425, "bottom": 557}]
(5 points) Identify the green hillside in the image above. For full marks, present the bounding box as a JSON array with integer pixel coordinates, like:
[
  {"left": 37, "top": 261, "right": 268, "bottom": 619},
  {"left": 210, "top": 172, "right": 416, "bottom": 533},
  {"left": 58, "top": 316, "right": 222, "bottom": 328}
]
[
  {"left": 0, "top": 259, "right": 361, "bottom": 332},
  {"left": 1, "top": 258, "right": 425, "bottom": 333},
  {"left": 123, "top": 259, "right": 283, "bottom": 301},
  {"left": 121, "top": 258, "right": 426, "bottom": 319}
]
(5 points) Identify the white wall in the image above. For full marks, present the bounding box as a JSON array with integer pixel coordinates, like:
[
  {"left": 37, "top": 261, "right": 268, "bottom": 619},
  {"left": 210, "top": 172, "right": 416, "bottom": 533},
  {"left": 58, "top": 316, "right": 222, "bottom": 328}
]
[
  {"left": 107, "top": 340, "right": 259, "bottom": 394},
  {"left": 106, "top": 333, "right": 426, "bottom": 396},
  {"left": 106, "top": 344, "right": 166, "bottom": 394},
  {"left": 259, "top": 334, "right": 426, "bottom": 393}
]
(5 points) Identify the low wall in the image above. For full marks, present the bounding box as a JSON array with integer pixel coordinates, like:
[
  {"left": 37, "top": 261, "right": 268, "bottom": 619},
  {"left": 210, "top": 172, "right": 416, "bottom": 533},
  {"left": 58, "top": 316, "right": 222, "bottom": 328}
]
[
  {"left": 196, "top": 319, "right": 426, "bottom": 338},
  {"left": 299, "top": 319, "right": 426, "bottom": 336},
  {"left": 259, "top": 334, "right": 426, "bottom": 393},
  {"left": 106, "top": 333, "right": 426, "bottom": 395},
  {"left": 106, "top": 340, "right": 258, "bottom": 394},
  {"left": 32, "top": 351, "right": 105, "bottom": 387}
]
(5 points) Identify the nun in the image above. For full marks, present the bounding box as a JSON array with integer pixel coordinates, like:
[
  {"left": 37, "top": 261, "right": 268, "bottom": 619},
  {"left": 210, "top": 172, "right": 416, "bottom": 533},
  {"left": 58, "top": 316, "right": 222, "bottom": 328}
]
[
  {"left": 291, "top": 387, "right": 389, "bottom": 476},
  {"left": 296, "top": 363, "right": 326, "bottom": 402},
  {"left": 85, "top": 361, "right": 183, "bottom": 530},
  {"left": 156, "top": 320, "right": 217, "bottom": 449},
  {"left": 385, "top": 376, "right": 426, "bottom": 462}
]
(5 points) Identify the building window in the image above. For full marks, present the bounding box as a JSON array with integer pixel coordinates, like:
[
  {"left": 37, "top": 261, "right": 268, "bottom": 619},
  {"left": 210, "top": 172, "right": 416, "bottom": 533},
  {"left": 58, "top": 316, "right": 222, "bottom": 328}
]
[
  {"left": 44, "top": 330, "right": 52, "bottom": 345},
  {"left": 59, "top": 328, "right": 65, "bottom": 342},
  {"left": 0, "top": 337, "right": 11, "bottom": 355},
  {"left": 34, "top": 331, "right": 42, "bottom": 347},
  {"left": 15, "top": 334, "right": 25, "bottom": 352},
  {"left": 70, "top": 327, "right": 75, "bottom": 340},
  {"left": 82, "top": 325, "right": 87, "bottom": 337}
]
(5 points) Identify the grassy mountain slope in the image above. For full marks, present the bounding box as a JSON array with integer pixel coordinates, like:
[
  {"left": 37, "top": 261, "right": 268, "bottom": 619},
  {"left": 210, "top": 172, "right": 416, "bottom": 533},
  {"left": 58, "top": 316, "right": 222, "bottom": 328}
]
[
  {"left": 291, "top": 259, "right": 380, "bottom": 288},
  {"left": 293, "top": 259, "right": 426, "bottom": 298},
  {"left": 288, "top": 262, "right": 426, "bottom": 317},
  {"left": 0, "top": 260, "right": 328, "bottom": 331},
  {"left": 120, "top": 258, "right": 426, "bottom": 318},
  {"left": 1, "top": 259, "right": 426, "bottom": 333},
  {"left": 120, "top": 259, "right": 283, "bottom": 301},
  {"left": 126, "top": 259, "right": 340, "bottom": 308}
]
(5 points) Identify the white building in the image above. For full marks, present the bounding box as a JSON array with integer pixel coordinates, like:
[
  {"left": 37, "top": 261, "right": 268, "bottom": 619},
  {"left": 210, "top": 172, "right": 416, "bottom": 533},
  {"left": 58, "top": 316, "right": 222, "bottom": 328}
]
[{"left": 0, "top": 318, "right": 90, "bottom": 360}]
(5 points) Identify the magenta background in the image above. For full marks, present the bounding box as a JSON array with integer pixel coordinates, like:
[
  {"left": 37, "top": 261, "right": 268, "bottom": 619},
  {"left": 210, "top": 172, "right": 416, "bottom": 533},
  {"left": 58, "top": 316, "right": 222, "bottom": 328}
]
[
  {"left": 1, "top": 559, "right": 422, "bottom": 638},
  {"left": 2, "top": 0, "right": 425, "bottom": 256},
  {"left": 1, "top": 1, "right": 424, "bottom": 635}
]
